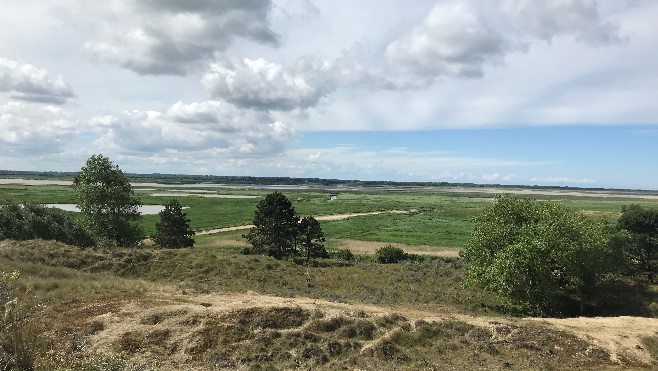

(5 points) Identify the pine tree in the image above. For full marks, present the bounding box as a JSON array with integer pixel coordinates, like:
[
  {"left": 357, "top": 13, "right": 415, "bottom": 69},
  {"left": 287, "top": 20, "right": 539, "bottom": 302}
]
[
  {"left": 153, "top": 199, "right": 195, "bottom": 248},
  {"left": 299, "top": 216, "right": 327, "bottom": 260},
  {"left": 245, "top": 192, "right": 299, "bottom": 259}
]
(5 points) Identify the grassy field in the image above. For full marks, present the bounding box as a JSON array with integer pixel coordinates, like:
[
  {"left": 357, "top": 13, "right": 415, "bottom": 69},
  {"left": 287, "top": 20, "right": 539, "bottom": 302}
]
[{"left": 4, "top": 183, "right": 658, "bottom": 249}]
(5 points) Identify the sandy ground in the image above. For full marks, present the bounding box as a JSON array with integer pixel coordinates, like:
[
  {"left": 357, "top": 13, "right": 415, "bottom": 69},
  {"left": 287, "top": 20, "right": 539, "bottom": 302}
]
[
  {"left": 530, "top": 316, "right": 658, "bottom": 365},
  {"left": 84, "top": 290, "right": 658, "bottom": 369},
  {"left": 334, "top": 239, "right": 460, "bottom": 257}
]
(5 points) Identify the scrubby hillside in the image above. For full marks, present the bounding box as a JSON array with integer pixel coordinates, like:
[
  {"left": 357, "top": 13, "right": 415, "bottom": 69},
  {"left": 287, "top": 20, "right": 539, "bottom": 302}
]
[{"left": 1, "top": 240, "right": 658, "bottom": 370}]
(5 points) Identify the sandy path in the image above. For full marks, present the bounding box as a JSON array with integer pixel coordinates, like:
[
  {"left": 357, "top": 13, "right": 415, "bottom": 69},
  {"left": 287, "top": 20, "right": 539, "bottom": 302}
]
[
  {"left": 529, "top": 316, "right": 658, "bottom": 365},
  {"left": 195, "top": 210, "right": 411, "bottom": 236},
  {"left": 334, "top": 239, "right": 460, "bottom": 257}
]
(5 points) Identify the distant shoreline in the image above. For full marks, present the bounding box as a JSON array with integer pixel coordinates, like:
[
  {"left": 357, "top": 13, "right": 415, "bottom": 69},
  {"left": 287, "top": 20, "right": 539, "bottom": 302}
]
[{"left": 2, "top": 177, "right": 658, "bottom": 200}]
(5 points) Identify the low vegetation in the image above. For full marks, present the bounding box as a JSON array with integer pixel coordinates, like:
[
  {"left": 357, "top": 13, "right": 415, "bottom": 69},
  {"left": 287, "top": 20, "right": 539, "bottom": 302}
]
[{"left": 0, "top": 202, "right": 94, "bottom": 247}]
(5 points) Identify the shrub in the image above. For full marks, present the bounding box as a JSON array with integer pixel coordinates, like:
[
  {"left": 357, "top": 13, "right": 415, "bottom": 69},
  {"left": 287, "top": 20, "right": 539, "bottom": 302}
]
[
  {"left": 333, "top": 249, "right": 354, "bottom": 261},
  {"left": 375, "top": 245, "right": 407, "bottom": 264},
  {"left": 0, "top": 202, "right": 95, "bottom": 247}
]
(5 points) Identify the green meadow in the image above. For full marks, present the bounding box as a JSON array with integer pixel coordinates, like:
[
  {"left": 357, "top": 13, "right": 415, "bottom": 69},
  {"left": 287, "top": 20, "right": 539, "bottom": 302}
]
[{"left": 3, "top": 183, "right": 658, "bottom": 250}]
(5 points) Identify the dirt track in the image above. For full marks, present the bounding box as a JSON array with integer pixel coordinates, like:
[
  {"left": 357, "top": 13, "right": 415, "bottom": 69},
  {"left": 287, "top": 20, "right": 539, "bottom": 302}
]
[{"left": 195, "top": 210, "right": 411, "bottom": 236}]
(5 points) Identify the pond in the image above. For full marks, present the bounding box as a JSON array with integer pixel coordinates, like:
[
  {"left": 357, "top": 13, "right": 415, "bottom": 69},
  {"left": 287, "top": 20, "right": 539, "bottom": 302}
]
[{"left": 44, "top": 204, "right": 188, "bottom": 215}]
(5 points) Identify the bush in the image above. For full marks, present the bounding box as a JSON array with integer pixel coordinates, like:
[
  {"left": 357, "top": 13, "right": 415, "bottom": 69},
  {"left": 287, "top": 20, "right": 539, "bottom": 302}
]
[
  {"left": 0, "top": 202, "right": 95, "bottom": 247},
  {"left": 333, "top": 249, "right": 354, "bottom": 261},
  {"left": 375, "top": 245, "right": 407, "bottom": 264}
]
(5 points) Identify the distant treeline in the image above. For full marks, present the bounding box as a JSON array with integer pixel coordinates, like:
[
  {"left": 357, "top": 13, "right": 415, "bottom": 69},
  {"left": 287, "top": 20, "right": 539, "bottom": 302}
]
[{"left": 1, "top": 169, "right": 656, "bottom": 193}]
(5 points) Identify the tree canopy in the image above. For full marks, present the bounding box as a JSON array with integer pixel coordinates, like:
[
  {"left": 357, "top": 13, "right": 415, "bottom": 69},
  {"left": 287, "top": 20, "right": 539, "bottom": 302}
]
[
  {"left": 245, "top": 192, "right": 327, "bottom": 260},
  {"left": 618, "top": 204, "right": 658, "bottom": 282},
  {"left": 299, "top": 216, "right": 327, "bottom": 260},
  {"left": 152, "top": 199, "right": 195, "bottom": 248},
  {"left": 72, "top": 154, "right": 143, "bottom": 247},
  {"left": 460, "top": 194, "right": 620, "bottom": 313},
  {"left": 245, "top": 192, "right": 300, "bottom": 259}
]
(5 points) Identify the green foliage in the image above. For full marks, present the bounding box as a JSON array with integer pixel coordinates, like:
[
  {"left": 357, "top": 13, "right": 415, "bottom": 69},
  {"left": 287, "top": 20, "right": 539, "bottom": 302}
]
[
  {"left": 618, "top": 204, "right": 658, "bottom": 282},
  {"left": 245, "top": 192, "right": 300, "bottom": 259},
  {"left": 299, "top": 216, "right": 327, "bottom": 260},
  {"left": 461, "top": 194, "right": 621, "bottom": 313},
  {"left": 375, "top": 245, "right": 407, "bottom": 264},
  {"left": 152, "top": 199, "right": 195, "bottom": 248},
  {"left": 0, "top": 202, "right": 94, "bottom": 247},
  {"left": 73, "top": 154, "right": 143, "bottom": 247},
  {"left": 332, "top": 248, "right": 355, "bottom": 261}
]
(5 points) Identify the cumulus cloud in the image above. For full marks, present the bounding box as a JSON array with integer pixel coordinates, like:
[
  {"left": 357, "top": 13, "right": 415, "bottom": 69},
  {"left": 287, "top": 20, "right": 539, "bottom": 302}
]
[
  {"left": 92, "top": 100, "right": 295, "bottom": 156},
  {"left": 386, "top": 2, "right": 513, "bottom": 82},
  {"left": 0, "top": 102, "right": 78, "bottom": 153},
  {"left": 0, "top": 58, "right": 75, "bottom": 104},
  {"left": 383, "top": 0, "right": 624, "bottom": 86},
  {"left": 202, "top": 56, "right": 332, "bottom": 110},
  {"left": 85, "top": 0, "right": 279, "bottom": 75},
  {"left": 501, "top": 0, "right": 624, "bottom": 46},
  {"left": 204, "top": 0, "right": 627, "bottom": 111}
]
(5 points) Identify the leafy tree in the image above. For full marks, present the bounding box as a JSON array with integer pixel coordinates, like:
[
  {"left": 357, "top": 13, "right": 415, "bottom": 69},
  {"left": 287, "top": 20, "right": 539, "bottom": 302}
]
[
  {"left": 618, "top": 204, "right": 658, "bottom": 282},
  {"left": 152, "top": 199, "right": 195, "bottom": 248},
  {"left": 0, "top": 202, "right": 95, "bottom": 247},
  {"left": 299, "top": 216, "right": 327, "bottom": 260},
  {"left": 72, "top": 154, "right": 143, "bottom": 247},
  {"left": 245, "top": 192, "right": 300, "bottom": 259},
  {"left": 461, "top": 194, "right": 619, "bottom": 313}
]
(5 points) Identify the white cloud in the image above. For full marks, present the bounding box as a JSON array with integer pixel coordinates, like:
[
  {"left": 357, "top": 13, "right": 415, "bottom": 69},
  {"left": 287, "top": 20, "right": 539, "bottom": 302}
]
[
  {"left": 385, "top": 1, "right": 512, "bottom": 82},
  {"left": 482, "top": 173, "right": 516, "bottom": 182},
  {"left": 203, "top": 57, "right": 332, "bottom": 110},
  {"left": 0, "top": 101, "right": 78, "bottom": 153},
  {"left": 84, "top": 0, "right": 279, "bottom": 75},
  {"left": 382, "top": 0, "right": 624, "bottom": 86},
  {"left": 500, "top": 0, "right": 624, "bottom": 45},
  {"left": 530, "top": 176, "right": 598, "bottom": 184},
  {"left": 0, "top": 58, "right": 75, "bottom": 104},
  {"left": 92, "top": 100, "right": 295, "bottom": 157}
]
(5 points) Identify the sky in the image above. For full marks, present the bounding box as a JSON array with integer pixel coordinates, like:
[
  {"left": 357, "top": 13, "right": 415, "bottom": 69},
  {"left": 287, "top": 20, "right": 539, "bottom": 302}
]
[{"left": 0, "top": 0, "right": 657, "bottom": 190}]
